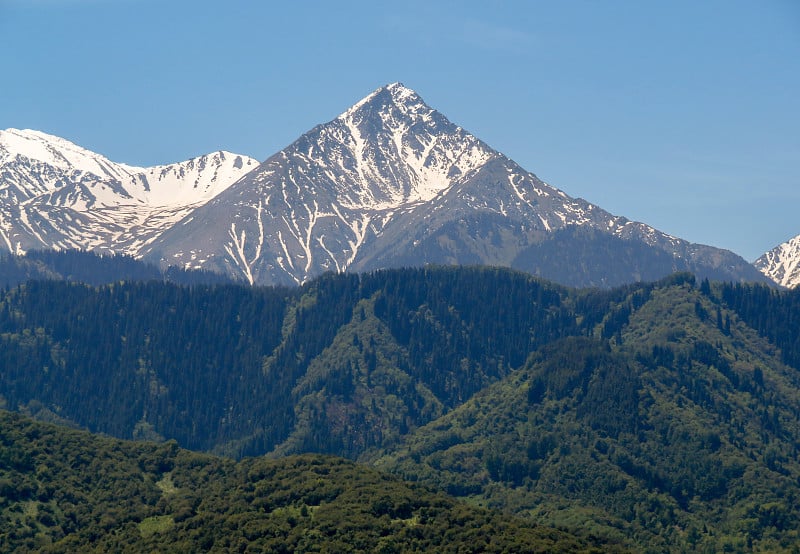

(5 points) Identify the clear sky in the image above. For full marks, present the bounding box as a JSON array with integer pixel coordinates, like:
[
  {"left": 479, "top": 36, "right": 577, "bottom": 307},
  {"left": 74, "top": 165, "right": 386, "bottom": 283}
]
[{"left": 1, "top": 0, "right": 798, "bottom": 261}]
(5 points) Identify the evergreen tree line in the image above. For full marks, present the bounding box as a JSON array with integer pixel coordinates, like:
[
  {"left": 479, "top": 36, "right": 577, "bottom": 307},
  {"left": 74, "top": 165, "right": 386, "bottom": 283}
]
[
  {"left": 0, "top": 266, "right": 592, "bottom": 457},
  {"left": 0, "top": 410, "right": 609, "bottom": 553},
  {"left": 0, "top": 250, "right": 233, "bottom": 287},
  {"left": 1, "top": 267, "right": 799, "bottom": 462},
  {"left": 715, "top": 280, "right": 800, "bottom": 370}
]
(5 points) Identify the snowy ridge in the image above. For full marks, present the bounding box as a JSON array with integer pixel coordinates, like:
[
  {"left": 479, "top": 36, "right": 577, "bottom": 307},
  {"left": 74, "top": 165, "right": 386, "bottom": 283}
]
[
  {"left": 132, "top": 151, "right": 258, "bottom": 207},
  {"left": 0, "top": 128, "right": 258, "bottom": 257},
  {"left": 0, "top": 128, "right": 143, "bottom": 181},
  {"left": 755, "top": 234, "right": 800, "bottom": 288}
]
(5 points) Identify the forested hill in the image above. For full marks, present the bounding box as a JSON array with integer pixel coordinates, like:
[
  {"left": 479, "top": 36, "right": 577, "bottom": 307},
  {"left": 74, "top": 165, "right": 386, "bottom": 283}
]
[
  {"left": 1, "top": 268, "right": 799, "bottom": 461},
  {"left": 371, "top": 279, "right": 800, "bottom": 551},
  {"left": 0, "top": 267, "right": 579, "bottom": 456},
  {"left": 2, "top": 267, "right": 800, "bottom": 550},
  {"left": 0, "top": 410, "right": 611, "bottom": 552}
]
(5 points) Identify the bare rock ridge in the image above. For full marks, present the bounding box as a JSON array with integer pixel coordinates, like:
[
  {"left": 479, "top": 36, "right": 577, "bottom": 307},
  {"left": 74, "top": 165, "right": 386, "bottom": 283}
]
[{"left": 0, "top": 84, "right": 772, "bottom": 287}]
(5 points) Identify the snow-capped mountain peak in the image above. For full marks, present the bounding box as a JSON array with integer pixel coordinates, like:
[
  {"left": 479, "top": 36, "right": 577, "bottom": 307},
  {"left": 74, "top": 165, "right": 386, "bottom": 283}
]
[
  {"left": 133, "top": 150, "right": 259, "bottom": 208},
  {"left": 139, "top": 83, "right": 504, "bottom": 284},
  {"left": 1, "top": 85, "right": 768, "bottom": 288},
  {"left": 0, "top": 127, "right": 258, "bottom": 257},
  {"left": 140, "top": 83, "right": 766, "bottom": 288},
  {"left": 325, "top": 83, "right": 496, "bottom": 209},
  {"left": 0, "top": 128, "right": 142, "bottom": 181},
  {"left": 338, "top": 82, "right": 424, "bottom": 120},
  {"left": 755, "top": 234, "right": 800, "bottom": 288}
]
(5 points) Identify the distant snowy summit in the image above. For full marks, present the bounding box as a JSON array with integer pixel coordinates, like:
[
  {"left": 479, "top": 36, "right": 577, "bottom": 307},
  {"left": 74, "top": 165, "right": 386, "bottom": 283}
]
[
  {"left": 0, "top": 84, "right": 770, "bottom": 287},
  {"left": 755, "top": 234, "right": 800, "bottom": 289},
  {"left": 0, "top": 128, "right": 258, "bottom": 254}
]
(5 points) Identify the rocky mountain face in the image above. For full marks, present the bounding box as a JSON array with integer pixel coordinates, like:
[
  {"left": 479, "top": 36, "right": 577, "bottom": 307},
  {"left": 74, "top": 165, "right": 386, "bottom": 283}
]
[
  {"left": 0, "top": 128, "right": 258, "bottom": 256},
  {"left": 140, "top": 84, "right": 498, "bottom": 284},
  {"left": 755, "top": 233, "right": 800, "bottom": 288},
  {"left": 1, "top": 85, "right": 769, "bottom": 287},
  {"left": 140, "top": 83, "right": 767, "bottom": 286}
]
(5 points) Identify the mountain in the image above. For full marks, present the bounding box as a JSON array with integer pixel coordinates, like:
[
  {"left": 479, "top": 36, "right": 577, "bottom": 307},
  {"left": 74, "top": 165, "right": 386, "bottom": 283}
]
[
  {"left": 755, "top": 233, "right": 800, "bottom": 288},
  {"left": 0, "top": 410, "right": 611, "bottom": 553},
  {"left": 3, "top": 268, "right": 798, "bottom": 461},
  {"left": 141, "top": 83, "right": 499, "bottom": 284},
  {"left": 0, "top": 128, "right": 258, "bottom": 256},
  {"left": 1, "top": 86, "right": 767, "bottom": 288},
  {"left": 143, "top": 83, "right": 767, "bottom": 287}
]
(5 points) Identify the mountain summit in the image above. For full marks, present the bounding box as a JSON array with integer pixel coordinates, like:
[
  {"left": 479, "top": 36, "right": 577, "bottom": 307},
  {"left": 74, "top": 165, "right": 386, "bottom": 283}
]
[
  {"left": 755, "top": 233, "right": 800, "bottom": 288},
  {"left": 143, "top": 84, "right": 767, "bottom": 286},
  {"left": 141, "top": 83, "right": 499, "bottom": 284},
  {"left": 1, "top": 86, "right": 768, "bottom": 287}
]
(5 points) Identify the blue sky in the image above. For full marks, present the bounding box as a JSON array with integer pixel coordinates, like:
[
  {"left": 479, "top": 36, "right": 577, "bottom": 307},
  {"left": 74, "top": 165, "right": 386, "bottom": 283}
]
[{"left": 1, "top": 0, "right": 798, "bottom": 261}]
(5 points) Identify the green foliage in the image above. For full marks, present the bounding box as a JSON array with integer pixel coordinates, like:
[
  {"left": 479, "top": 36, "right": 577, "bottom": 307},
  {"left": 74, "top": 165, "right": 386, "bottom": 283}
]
[
  {"left": 2, "top": 267, "right": 800, "bottom": 550},
  {"left": 373, "top": 280, "right": 800, "bottom": 552},
  {"left": 0, "top": 410, "right": 611, "bottom": 552},
  {"left": 718, "top": 281, "right": 800, "bottom": 371},
  {"left": 0, "top": 280, "right": 291, "bottom": 456},
  {"left": 0, "top": 266, "right": 582, "bottom": 460}
]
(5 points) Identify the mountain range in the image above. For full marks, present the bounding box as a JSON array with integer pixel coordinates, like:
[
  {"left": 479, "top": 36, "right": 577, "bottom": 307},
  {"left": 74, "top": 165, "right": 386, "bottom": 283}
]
[{"left": 1, "top": 84, "right": 789, "bottom": 288}]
